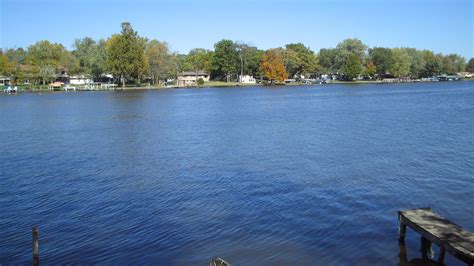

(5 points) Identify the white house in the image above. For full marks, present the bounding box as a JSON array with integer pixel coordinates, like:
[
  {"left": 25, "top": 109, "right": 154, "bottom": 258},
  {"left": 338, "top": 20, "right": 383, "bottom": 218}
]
[
  {"left": 458, "top": 72, "right": 473, "bottom": 78},
  {"left": 238, "top": 75, "right": 256, "bottom": 84},
  {"left": 0, "top": 76, "right": 11, "bottom": 86},
  {"left": 70, "top": 75, "right": 93, "bottom": 85},
  {"left": 177, "top": 71, "right": 210, "bottom": 87}
]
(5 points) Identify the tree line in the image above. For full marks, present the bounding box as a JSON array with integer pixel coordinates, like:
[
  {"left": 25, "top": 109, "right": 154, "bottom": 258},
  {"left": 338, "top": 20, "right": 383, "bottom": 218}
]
[{"left": 1, "top": 22, "right": 473, "bottom": 86}]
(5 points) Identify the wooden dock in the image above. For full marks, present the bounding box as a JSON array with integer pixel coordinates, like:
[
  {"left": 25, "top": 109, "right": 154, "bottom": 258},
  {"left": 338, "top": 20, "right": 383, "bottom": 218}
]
[
  {"left": 210, "top": 257, "right": 231, "bottom": 266},
  {"left": 398, "top": 208, "right": 474, "bottom": 265}
]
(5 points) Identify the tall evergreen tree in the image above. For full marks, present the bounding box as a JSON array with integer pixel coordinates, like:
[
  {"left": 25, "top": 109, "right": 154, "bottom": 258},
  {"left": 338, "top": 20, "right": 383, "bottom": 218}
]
[{"left": 106, "top": 22, "right": 146, "bottom": 87}]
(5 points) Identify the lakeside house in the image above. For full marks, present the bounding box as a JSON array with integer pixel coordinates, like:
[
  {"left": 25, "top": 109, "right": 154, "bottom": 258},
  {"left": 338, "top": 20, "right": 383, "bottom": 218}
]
[
  {"left": 176, "top": 71, "right": 209, "bottom": 87},
  {"left": 70, "top": 75, "right": 93, "bottom": 85},
  {"left": 56, "top": 69, "right": 69, "bottom": 83},
  {"left": 0, "top": 76, "right": 11, "bottom": 86},
  {"left": 96, "top": 74, "right": 115, "bottom": 84},
  {"left": 238, "top": 75, "right": 256, "bottom": 84}
]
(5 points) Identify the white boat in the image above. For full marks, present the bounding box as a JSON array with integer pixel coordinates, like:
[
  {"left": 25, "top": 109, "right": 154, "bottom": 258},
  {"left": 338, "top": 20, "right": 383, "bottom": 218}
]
[{"left": 3, "top": 86, "right": 18, "bottom": 93}]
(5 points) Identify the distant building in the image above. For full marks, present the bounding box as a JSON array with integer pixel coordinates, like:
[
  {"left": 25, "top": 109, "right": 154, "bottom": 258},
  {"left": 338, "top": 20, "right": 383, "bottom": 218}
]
[
  {"left": 70, "top": 75, "right": 93, "bottom": 85},
  {"left": 458, "top": 72, "right": 473, "bottom": 78},
  {"left": 56, "top": 69, "right": 69, "bottom": 83},
  {"left": 96, "top": 74, "right": 114, "bottom": 84},
  {"left": 437, "top": 75, "right": 462, "bottom": 81},
  {"left": 238, "top": 75, "right": 256, "bottom": 84},
  {"left": 0, "top": 76, "right": 11, "bottom": 86},
  {"left": 48, "top": 81, "right": 64, "bottom": 91},
  {"left": 177, "top": 71, "right": 210, "bottom": 86}
]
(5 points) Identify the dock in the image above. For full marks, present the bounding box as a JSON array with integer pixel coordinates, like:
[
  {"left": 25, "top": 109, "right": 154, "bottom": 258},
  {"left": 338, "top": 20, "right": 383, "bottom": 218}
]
[
  {"left": 398, "top": 208, "right": 474, "bottom": 265},
  {"left": 210, "top": 257, "right": 231, "bottom": 266}
]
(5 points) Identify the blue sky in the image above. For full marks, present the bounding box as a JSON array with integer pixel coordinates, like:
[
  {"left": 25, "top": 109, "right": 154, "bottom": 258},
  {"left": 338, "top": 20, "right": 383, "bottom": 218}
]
[{"left": 1, "top": 0, "right": 473, "bottom": 58}]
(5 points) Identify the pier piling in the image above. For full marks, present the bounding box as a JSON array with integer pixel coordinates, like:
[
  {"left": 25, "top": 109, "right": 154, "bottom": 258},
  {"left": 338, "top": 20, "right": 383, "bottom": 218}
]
[{"left": 33, "top": 226, "right": 39, "bottom": 266}]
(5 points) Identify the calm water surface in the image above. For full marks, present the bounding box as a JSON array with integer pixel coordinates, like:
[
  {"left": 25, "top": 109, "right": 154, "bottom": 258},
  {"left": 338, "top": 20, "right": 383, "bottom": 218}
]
[{"left": 1, "top": 82, "right": 473, "bottom": 265}]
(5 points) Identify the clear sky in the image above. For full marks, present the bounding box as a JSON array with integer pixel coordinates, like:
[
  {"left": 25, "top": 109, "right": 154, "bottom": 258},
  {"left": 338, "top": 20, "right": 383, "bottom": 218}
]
[{"left": 1, "top": 0, "right": 473, "bottom": 58}]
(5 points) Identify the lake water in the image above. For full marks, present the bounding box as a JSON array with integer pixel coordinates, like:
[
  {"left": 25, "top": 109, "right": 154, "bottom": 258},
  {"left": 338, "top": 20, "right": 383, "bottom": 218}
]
[{"left": 1, "top": 82, "right": 473, "bottom": 265}]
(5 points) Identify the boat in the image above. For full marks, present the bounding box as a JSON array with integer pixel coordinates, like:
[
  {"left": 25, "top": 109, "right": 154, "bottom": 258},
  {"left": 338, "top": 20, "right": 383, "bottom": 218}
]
[{"left": 3, "top": 86, "right": 18, "bottom": 93}]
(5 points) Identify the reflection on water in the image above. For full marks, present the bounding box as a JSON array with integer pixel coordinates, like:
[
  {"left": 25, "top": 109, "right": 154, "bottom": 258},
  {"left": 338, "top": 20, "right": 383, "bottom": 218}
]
[
  {"left": 0, "top": 82, "right": 473, "bottom": 265},
  {"left": 398, "top": 241, "right": 438, "bottom": 266}
]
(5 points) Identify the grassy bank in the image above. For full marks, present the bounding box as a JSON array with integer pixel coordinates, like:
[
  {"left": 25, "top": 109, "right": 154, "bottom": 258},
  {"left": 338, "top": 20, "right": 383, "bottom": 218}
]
[{"left": 204, "top": 81, "right": 249, "bottom": 87}]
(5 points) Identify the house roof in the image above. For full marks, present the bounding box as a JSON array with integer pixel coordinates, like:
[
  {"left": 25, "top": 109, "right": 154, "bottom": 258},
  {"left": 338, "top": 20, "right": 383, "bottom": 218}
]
[{"left": 177, "top": 71, "right": 209, "bottom": 76}]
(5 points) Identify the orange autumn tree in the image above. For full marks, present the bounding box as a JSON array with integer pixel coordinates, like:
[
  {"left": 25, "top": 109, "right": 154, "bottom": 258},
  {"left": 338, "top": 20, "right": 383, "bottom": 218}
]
[{"left": 260, "top": 49, "right": 288, "bottom": 84}]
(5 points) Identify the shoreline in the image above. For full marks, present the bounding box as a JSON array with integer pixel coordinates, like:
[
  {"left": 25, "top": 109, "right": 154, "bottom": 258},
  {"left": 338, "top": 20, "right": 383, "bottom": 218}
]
[{"left": 5, "top": 78, "right": 473, "bottom": 93}]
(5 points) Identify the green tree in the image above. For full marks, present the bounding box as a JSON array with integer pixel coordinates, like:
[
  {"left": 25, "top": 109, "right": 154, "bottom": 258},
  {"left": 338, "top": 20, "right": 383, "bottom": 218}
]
[
  {"left": 145, "top": 40, "right": 176, "bottom": 85},
  {"left": 369, "top": 47, "right": 393, "bottom": 78},
  {"left": 466, "top": 58, "right": 474, "bottom": 73},
  {"left": 187, "top": 48, "right": 213, "bottom": 73},
  {"left": 451, "top": 54, "right": 466, "bottom": 73},
  {"left": 363, "top": 60, "right": 377, "bottom": 79},
  {"left": 106, "top": 22, "right": 146, "bottom": 87},
  {"left": 318, "top": 48, "right": 338, "bottom": 73},
  {"left": 245, "top": 48, "right": 264, "bottom": 77},
  {"left": 73, "top": 37, "right": 97, "bottom": 74},
  {"left": 212, "top": 39, "right": 238, "bottom": 82},
  {"left": 422, "top": 50, "right": 442, "bottom": 77},
  {"left": 235, "top": 43, "right": 264, "bottom": 77},
  {"left": 285, "top": 43, "right": 318, "bottom": 78},
  {"left": 401, "top": 48, "right": 425, "bottom": 79},
  {"left": 175, "top": 53, "right": 192, "bottom": 72},
  {"left": 72, "top": 37, "right": 107, "bottom": 79},
  {"left": 4, "top": 48, "right": 28, "bottom": 83},
  {"left": 38, "top": 65, "right": 56, "bottom": 84},
  {"left": 276, "top": 48, "right": 301, "bottom": 78},
  {"left": 61, "top": 50, "right": 80, "bottom": 75},
  {"left": 441, "top": 54, "right": 465, "bottom": 74},
  {"left": 0, "top": 50, "right": 14, "bottom": 76},
  {"left": 94, "top": 39, "right": 108, "bottom": 78},
  {"left": 187, "top": 48, "right": 213, "bottom": 83},
  {"left": 5, "top": 48, "right": 27, "bottom": 65},
  {"left": 26, "top": 40, "right": 79, "bottom": 83},
  {"left": 389, "top": 48, "right": 411, "bottom": 78},
  {"left": 335, "top": 38, "right": 368, "bottom": 71},
  {"left": 341, "top": 53, "right": 362, "bottom": 80},
  {"left": 26, "top": 40, "right": 63, "bottom": 66}
]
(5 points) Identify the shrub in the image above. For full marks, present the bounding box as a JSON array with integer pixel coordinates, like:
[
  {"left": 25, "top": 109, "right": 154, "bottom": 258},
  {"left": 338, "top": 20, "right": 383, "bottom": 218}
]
[{"left": 197, "top": 78, "right": 204, "bottom": 86}]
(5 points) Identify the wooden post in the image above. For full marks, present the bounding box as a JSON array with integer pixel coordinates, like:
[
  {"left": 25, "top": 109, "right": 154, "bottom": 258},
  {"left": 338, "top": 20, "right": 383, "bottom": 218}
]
[
  {"left": 33, "top": 226, "right": 39, "bottom": 266},
  {"left": 398, "top": 239, "right": 408, "bottom": 265},
  {"left": 210, "top": 257, "right": 230, "bottom": 266},
  {"left": 437, "top": 246, "right": 446, "bottom": 265},
  {"left": 398, "top": 222, "right": 407, "bottom": 242},
  {"left": 420, "top": 236, "right": 432, "bottom": 259}
]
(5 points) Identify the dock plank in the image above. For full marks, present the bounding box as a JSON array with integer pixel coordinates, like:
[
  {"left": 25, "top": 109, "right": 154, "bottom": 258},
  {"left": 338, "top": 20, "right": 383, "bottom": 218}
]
[{"left": 398, "top": 208, "right": 474, "bottom": 265}]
